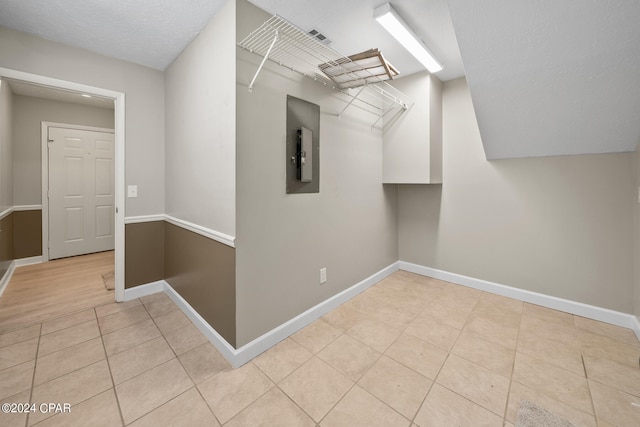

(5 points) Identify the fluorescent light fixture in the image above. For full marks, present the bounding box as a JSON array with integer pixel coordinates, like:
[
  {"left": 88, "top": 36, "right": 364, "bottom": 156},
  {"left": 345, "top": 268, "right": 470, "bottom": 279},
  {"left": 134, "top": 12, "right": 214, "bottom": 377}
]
[
  {"left": 81, "top": 93, "right": 92, "bottom": 98},
  {"left": 374, "top": 3, "right": 443, "bottom": 73}
]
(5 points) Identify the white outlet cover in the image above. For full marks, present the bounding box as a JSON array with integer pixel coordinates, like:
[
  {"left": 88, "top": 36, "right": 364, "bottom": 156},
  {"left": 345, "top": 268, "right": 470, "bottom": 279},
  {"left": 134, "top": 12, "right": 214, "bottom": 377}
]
[{"left": 127, "top": 185, "right": 138, "bottom": 198}]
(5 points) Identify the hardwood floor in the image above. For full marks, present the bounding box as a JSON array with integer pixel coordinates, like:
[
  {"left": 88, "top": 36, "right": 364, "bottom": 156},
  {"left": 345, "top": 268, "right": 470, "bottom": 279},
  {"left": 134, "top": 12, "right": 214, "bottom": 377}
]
[{"left": 0, "top": 251, "right": 115, "bottom": 331}]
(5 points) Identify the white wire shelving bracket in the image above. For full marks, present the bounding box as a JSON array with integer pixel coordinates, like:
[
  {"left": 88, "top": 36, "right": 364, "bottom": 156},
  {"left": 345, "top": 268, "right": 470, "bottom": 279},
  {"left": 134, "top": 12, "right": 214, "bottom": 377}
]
[{"left": 238, "top": 15, "right": 414, "bottom": 129}]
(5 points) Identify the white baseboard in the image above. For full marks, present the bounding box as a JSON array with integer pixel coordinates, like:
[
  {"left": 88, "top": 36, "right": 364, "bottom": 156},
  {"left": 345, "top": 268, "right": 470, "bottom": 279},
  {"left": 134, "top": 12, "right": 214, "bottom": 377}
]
[
  {"left": 123, "top": 262, "right": 399, "bottom": 367},
  {"left": 0, "top": 262, "right": 16, "bottom": 298},
  {"left": 632, "top": 315, "right": 640, "bottom": 342},
  {"left": 399, "top": 261, "right": 639, "bottom": 333},
  {"left": 14, "top": 256, "right": 43, "bottom": 267},
  {"left": 123, "top": 280, "right": 165, "bottom": 300}
]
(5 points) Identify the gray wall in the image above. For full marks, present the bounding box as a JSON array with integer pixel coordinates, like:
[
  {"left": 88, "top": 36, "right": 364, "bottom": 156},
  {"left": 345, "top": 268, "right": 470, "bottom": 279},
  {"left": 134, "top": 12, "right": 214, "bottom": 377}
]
[
  {"left": 0, "top": 80, "right": 12, "bottom": 212},
  {"left": 399, "top": 78, "right": 635, "bottom": 313},
  {"left": 164, "top": 0, "right": 236, "bottom": 237},
  {"left": 235, "top": 0, "right": 398, "bottom": 346},
  {"left": 12, "top": 95, "right": 114, "bottom": 205},
  {"left": 0, "top": 26, "right": 165, "bottom": 217}
]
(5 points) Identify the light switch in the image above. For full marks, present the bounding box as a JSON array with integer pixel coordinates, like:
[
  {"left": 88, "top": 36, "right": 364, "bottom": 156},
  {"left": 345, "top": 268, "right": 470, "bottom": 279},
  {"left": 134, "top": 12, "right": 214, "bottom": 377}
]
[{"left": 127, "top": 185, "right": 138, "bottom": 198}]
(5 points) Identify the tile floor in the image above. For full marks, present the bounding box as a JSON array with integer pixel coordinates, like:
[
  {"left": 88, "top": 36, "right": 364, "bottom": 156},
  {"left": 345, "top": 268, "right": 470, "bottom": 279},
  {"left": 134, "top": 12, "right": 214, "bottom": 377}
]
[{"left": 1, "top": 271, "right": 640, "bottom": 426}]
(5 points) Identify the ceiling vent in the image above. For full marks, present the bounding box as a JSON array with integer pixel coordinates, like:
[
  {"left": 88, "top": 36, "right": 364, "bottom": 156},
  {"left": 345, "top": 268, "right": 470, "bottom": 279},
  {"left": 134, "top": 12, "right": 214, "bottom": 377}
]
[{"left": 308, "top": 29, "right": 331, "bottom": 45}]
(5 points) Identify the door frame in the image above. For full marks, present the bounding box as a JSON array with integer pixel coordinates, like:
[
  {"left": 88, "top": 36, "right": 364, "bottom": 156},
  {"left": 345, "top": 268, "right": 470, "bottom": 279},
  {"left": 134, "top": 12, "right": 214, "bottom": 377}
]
[
  {"left": 0, "top": 67, "right": 126, "bottom": 302},
  {"left": 42, "top": 122, "right": 115, "bottom": 261}
]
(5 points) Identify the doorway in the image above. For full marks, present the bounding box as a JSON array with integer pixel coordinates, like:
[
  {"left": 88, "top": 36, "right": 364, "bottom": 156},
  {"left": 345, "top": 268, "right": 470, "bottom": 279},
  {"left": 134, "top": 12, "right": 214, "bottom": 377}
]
[
  {"left": 43, "top": 123, "right": 115, "bottom": 260},
  {"left": 0, "top": 67, "right": 126, "bottom": 301}
]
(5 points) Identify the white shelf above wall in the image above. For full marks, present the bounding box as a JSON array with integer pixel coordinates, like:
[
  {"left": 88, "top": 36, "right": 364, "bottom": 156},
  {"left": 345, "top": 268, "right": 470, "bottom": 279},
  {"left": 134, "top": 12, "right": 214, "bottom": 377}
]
[{"left": 238, "top": 15, "right": 414, "bottom": 129}]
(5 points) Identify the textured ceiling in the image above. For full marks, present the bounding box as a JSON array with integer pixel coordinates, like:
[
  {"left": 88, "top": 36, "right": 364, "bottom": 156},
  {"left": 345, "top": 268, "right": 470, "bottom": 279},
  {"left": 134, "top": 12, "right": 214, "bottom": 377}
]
[
  {"left": 7, "top": 79, "right": 114, "bottom": 109},
  {"left": 0, "top": 0, "right": 226, "bottom": 70},
  {"left": 448, "top": 0, "right": 640, "bottom": 159}
]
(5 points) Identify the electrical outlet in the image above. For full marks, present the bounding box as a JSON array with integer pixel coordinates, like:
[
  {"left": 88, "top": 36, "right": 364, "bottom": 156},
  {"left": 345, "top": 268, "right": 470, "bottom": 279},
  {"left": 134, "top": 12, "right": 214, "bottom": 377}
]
[{"left": 320, "top": 268, "right": 327, "bottom": 284}]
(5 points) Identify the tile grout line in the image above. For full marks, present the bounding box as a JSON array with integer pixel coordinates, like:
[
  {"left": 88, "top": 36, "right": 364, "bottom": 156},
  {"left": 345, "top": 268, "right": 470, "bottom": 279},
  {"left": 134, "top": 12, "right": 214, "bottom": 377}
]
[
  {"left": 97, "top": 305, "right": 129, "bottom": 427},
  {"left": 502, "top": 299, "right": 524, "bottom": 425},
  {"left": 24, "top": 323, "right": 42, "bottom": 427}
]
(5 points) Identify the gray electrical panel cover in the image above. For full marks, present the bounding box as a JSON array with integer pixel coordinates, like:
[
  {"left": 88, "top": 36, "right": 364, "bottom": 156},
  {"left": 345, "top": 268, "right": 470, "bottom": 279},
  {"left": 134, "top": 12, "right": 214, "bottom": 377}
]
[{"left": 286, "top": 95, "right": 320, "bottom": 194}]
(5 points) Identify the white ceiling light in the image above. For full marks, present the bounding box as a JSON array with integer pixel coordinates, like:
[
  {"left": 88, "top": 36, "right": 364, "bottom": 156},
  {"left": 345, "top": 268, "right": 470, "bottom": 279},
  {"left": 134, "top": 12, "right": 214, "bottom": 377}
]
[{"left": 374, "top": 3, "right": 443, "bottom": 73}]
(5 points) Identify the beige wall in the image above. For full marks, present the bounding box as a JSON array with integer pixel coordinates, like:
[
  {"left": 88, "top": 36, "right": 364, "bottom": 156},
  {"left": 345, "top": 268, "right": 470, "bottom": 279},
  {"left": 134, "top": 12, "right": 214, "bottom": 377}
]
[
  {"left": 399, "top": 77, "right": 635, "bottom": 313},
  {"left": 634, "top": 145, "right": 640, "bottom": 319},
  {"left": 235, "top": 0, "right": 398, "bottom": 346},
  {"left": 0, "top": 80, "right": 12, "bottom": 212},
  {"left": 164, "top": 0, "right": 236, "bottom": 237},
  {"left": 0, "top": 26, "right": 165, "bottom": 217},
  {"left": 12, "top": 95, "right": 114, "bottom": 205}
]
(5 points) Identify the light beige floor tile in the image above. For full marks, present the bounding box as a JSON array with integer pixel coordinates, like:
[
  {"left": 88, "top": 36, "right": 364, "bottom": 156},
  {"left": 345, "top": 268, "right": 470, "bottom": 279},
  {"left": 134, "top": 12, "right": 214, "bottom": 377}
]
[
  {"left": 574, "top": 316, "right": 639, "bottom": 347},
  {"left": 116, "top": 358, "right": 193, "bottom": 424},
  {"left": 0, "top": 337, "right": 38, "bottom": 370},
  {"left": 370, "top": 286, "right": 431, "bottom": 315},
  {"left": 516, "top": 329, "right": 583, "bottom": 376},
  {"left": 422, "top": 297, "right": 474, "bottom": 329},
  {"left": 0, "top": 360, "right": 34, "bottom": 400},
  {"left": 321, "top": 385, "right": 410, "bottom": 427},
  {"left": 226, "top": 387, "right": 314, "bottom": 427},
  {"left": 34, "top": 337, "right": 105, "bottom": 385},
  {"left": 522, "top": 303, "right": 574, "bottom": 328},
  {"left": 322, "top": 304, "right": 368, "bottom": 332},
  {"left": 140, "top": 293, "right": 178, "bottom": 318},
  {"left": 178, "top": 342, "right": 231, "bottom": 384},
  {"left": 462, "top": 315, "right": 519, "bottom": 349},
  {"left": 279, "top": 357, "right": 352, "bottom": 422},
  {"left": 590, "top": 380, "right": 640, "bottom": 427},
  {"left": 253, "top": 338, "right": 312, "bottom": 383},
  {"left": 512, "top": 352, "right": 592, "bottom": 414},
  {"left": 30, "top": 360, "right": 112, "bottom": 425},
  {"left": 102, "top": 319, "right": 161, "bottom": 356},
  {"left": 405, "top": 315, "right": 460, "bottom": 351},
  {"left": 33, "top": 388, "right": 122, "bottom": 427},
  {"left": 415, "top": 383, "right": 502, "bottom": 427},
  {"left": 95, "top": 299, "right": 141, "bottom": 318},
  {"left": 152, "top": 309, "right": 191, "bottom": 335},
  {"left": 440, "top": 282, "right": 482, "bottom": 301},
  {"left": 366, "top": 307, "right": 418, "bottom": 331},
  {"left": 98, "top": 305, "right": 150, "bottom": 335},
  {"left": 0, "top": 390, "right": 30, "bottom": 427},
  {"left": 578, "top": 329, "right": 640, "bottom": 368},
  {"left": 108, "top": 336, "right": 174, "bottom": 385},
  {"left": 130, "top": 388, "right": 219, "bottom": 427},
  {"left": 452, "top": 331, "right": 514, "bottom": 377},
  {"left": 378, "top": 275, "right": 441, "bottom": 301},
  {"left": 40, "top": 309, "right": 96, "bottom": 335},
  {"left": 37, "top": 320, "right": 100, "bottom": 357},
  {"left": 384, "top": 333, "right": 448, "bottom": 380},
  {"left": 436, "top": 354, "right": 509, "bottom": 416},
  {"left": 0, "top": 324, "right": 40, "bottom": 348},
  {"left": 584, "top": 355, "right": 640, "bottom": 397},
  {"left": 291, "top": 319, "right": 341, "bottom": 354},
  {"left": 198, "top": 362, "right": 273, "bottom": 424},
  {"left": 358, "top": 355, "right": 431, "bottom": 419},
  {"left": 468, "top": 304, "right": 521, "bottom": 332},
  {"left": 163, "top": 323, "right": 208, "bottom": 355},
  {"left": 478, "top": 292, "right": 523, "bottom": 315},
  {"left": 519, "top": 316, "right": 581, "bottom": 348},
  {"left": 346, "top": 319, "right": 402, "bottom": 353},
  {"left": 318, "top": 334, "right": 380, "bottom": 382},
  {"left": 505, "top": 381, "right": 596, "bottom": 427}
]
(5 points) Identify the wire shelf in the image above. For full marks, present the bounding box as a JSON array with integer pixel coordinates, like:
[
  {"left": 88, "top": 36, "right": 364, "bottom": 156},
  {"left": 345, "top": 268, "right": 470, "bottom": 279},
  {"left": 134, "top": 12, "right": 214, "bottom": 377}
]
[{"left": 238, "top": 15, "right": 414, "bottom": 128}]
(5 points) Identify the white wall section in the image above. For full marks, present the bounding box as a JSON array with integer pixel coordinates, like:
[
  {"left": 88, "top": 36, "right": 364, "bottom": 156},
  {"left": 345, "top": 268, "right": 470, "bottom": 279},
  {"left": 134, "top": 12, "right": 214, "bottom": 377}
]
[
  {"left": 399, "top": 78, "right": 635, "bottom": 314},
  {"left": 164, "top": 0, "right": 236, "bottom": 238},
  {"left": 235, "top": 0, "right": 398, "bottom": 347},
  {"left": 0, "top": 26, "right": 165, "bottom": 217},
  {"left": 12, "top": 95, "right": 113, "bottom": 206},
  {"left": 0, "top": 80, "right": 12, "bottom": 213}
]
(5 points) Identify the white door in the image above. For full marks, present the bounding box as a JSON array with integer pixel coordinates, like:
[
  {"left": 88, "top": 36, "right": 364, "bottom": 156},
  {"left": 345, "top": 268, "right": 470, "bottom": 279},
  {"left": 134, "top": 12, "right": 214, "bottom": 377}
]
[{"left": 48, "top": 126, "right": 115, "bottom": 259}]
